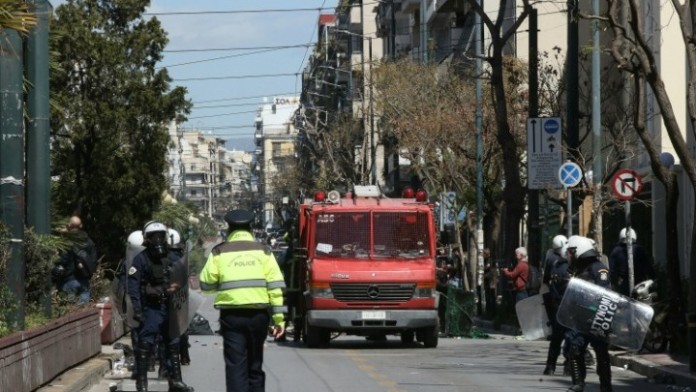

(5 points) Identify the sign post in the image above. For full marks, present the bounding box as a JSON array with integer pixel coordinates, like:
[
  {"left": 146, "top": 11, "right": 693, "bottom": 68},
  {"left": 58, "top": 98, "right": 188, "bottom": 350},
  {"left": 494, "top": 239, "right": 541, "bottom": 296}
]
[
  {"left": 558, "top": 161, "right": 583, "bottom": 237},
  {"left": 527, "top": 117, "right": 563, "bottom": 189},
  {"left": 611, "top": 169, "right": 643, "bottom": 293}
]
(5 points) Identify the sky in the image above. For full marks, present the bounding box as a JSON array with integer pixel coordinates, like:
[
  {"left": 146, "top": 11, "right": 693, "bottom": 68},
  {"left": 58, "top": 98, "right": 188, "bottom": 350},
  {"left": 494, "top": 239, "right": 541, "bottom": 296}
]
[{"left": 50, "top": 0, "right": 339, "bottom": 150}]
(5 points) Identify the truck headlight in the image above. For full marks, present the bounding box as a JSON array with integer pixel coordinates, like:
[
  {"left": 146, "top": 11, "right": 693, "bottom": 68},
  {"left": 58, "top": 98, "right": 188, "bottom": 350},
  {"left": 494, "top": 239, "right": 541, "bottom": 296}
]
[
  {"left": 413, "top": 287, "right": 434, "bottom": 298},
  {"left": 310, "top": 285, "right": 334, "bottom": 298}
]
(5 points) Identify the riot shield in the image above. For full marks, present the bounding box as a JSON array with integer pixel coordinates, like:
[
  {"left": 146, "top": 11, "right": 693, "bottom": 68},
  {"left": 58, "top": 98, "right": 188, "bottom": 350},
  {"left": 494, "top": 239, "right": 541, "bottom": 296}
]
[
  {"left": 167, "top": 248, "right": 190, "bottom": 338},
  {"left": 110, "top": 244, "right": 146, "bottom": 328},
  {"left": 515, "top": 294, "right": 551, "bottom": 340},
  {"left": 557, "top": 277, "right": 654, "bottom": 351}
]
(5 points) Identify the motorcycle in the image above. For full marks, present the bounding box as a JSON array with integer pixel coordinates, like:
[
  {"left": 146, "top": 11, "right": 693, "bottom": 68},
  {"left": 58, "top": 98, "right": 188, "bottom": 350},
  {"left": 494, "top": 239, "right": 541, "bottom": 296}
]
[{"left": 632, "top": 280, "right": 671, "bottom": 353}]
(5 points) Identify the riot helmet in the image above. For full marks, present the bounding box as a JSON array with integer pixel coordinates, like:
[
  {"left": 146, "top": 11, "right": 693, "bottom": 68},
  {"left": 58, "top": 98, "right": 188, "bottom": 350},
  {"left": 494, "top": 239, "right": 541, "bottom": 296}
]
[
  {"left": 167, "top": 228, "right": 181, "bottom": 247},
  {"left": 127, "top": 230, "right": 144, "bottom": 246},
  {"left": 565, "top": 235, "right": 599, "bottom": 261},
  {"left": 552, "top": 235, "right": 568, "bottom": 250},
  {"left": 143, "top": 221, "right": 168, "bottom": 258},
  {"left": 619, "top": 227, "right": 637, "bottom": 243}
]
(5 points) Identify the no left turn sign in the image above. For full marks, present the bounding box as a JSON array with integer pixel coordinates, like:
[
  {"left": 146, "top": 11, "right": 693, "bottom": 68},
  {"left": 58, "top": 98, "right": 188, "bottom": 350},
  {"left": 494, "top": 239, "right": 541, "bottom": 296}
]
[{"left": 611, "top": 169, "right": 643, "bottom": 201}]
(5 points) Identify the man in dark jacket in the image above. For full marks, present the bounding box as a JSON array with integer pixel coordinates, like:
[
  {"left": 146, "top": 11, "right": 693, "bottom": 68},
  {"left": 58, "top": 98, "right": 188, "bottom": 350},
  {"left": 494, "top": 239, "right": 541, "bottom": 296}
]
[{"left": 53, "top": 216, "right": 97, "bottom": 305}]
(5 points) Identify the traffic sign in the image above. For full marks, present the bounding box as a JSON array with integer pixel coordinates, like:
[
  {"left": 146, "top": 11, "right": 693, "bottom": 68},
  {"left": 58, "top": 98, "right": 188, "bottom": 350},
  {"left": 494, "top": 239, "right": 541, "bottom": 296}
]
[
  {"left": 558, "top": 162, "right": 583, "bottom": 188},
  {"left": 611, "top": 169, "right": 643, "bottom": 201},
  {"left": 527, "top": 117, "right": 563, "bottom": 189}
]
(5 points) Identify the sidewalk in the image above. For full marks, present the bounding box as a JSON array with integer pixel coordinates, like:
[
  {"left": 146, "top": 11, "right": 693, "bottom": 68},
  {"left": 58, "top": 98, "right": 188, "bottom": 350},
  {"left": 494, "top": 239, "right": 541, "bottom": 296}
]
[
  {"left": 474, "top": 317, "right": 696, "bottom": 390},
  {"left": 36, "top": 326, "right": 696, "bottom": 392}
]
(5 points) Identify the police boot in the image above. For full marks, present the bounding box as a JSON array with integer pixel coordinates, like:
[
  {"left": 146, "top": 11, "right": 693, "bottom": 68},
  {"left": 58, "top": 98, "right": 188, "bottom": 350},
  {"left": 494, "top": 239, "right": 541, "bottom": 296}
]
[
  {"left": 595, "top": 348, "right": 613, "bottom": 392},
  {"left": 179, "top": 339, "right": 191, "bottom": 366},
  {"left": 566, "top": 357, "right": 586, "bottom": 392},
  {"left": 562, "top": 359, "right": 570, "bottom": 376},
  {"left": 543, "top": 351, "right": 557, "bottom": 375},
  {"left": 135, "top": 344, "right": 152, "bottom": 392},
  {"left": 167, "top": 345, "right": 194, "bottom": 392}
]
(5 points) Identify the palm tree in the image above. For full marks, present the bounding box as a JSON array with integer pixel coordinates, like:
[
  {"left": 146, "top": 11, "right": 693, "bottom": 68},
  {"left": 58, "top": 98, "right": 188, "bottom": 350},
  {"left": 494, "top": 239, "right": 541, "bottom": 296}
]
[{"left": 0, "top": 0, "right": 37, "bottom": 34}]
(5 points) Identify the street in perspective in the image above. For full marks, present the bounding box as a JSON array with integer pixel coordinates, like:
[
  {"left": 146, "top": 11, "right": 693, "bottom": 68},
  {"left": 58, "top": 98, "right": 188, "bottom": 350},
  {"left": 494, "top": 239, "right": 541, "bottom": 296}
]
[{"left": 81, "top": 294, "right": 685, "bottom": 392}]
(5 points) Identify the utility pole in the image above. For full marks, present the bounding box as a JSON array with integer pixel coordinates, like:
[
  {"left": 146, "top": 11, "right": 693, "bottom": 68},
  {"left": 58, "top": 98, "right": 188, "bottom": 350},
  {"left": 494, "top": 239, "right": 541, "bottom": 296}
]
[
  {"left": 475, "top": 0, "right": 485, "bottom": 314},
  {"left": 26, "top": 0, "right": 52, "bottom": 317},
  {"left": 368, "top": 37, "right": 376, "bottom": 186},
  {"left": 0, "top": 28, "right": 26, "bottom": 330},
  {"left": 528, "top": 8, "right": 541, "bottom": 273}
]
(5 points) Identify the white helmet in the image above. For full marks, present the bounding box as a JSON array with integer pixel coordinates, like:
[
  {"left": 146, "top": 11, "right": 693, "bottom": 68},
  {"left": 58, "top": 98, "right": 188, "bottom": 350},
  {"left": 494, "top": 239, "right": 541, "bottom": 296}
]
[
  {"left": 552, "top": 235, "right": 568, "bottom": 250},
  {"left": 143, "top": 221, "right": 168, "bottom": 257},
  {"left": 619, "top": 227, "right": 637, "bottom": 243},
  {"left": 167, "top": 228, "right": 181, "bottom": 246},
  {"left": 127, "top": 230, "right": 144, "bottom": 246},
  {"left": 565, "top": 235, "right": 599, "bottom": 260}
]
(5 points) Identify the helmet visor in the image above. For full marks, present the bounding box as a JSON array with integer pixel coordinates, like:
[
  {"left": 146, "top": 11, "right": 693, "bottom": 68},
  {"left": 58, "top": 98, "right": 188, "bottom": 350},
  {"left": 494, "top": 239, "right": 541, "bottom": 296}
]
[{"left": 147, "top": 231, "right": 167, "bottom": 246}]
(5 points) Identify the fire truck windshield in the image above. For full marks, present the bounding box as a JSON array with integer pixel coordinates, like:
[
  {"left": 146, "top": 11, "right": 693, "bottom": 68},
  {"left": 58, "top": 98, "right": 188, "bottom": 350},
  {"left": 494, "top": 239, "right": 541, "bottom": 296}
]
[{"left": 313, "top": 211, "right": 431, "bottom": 259}]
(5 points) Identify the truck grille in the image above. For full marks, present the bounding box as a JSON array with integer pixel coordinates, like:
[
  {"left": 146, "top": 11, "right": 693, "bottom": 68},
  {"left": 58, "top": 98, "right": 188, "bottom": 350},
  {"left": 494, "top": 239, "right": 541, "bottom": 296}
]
[{"left": 330, "top": 283, "right": 416, "bottom": 302}]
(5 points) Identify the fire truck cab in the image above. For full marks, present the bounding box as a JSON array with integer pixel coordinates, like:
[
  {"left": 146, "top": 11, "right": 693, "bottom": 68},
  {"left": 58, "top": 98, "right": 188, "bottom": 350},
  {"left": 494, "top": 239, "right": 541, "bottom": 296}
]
[{"left": 289, "top": 185, "right": 440, "bottom": 348}]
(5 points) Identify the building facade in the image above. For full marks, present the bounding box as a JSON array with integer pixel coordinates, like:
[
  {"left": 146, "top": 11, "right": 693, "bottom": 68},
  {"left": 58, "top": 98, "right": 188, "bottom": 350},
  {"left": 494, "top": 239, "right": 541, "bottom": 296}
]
[{"left": 167, "top": 121, "right": 254, "bottom": 224}]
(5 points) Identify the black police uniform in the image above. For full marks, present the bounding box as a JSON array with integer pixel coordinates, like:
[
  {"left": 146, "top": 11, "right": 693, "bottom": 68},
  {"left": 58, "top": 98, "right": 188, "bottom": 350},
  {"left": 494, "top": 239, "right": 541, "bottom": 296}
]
[
  {"left": 608, "top": 242, "right": 656, "bottom": 296},
  {"left": 564, "top": 256, "right": 612, "bottom": 392},
  {"left": 127, "top": 237, "right": 193, "bottom": 392},
  {"left": 542, "top": 250, "right": 569, "bottom": 375}
]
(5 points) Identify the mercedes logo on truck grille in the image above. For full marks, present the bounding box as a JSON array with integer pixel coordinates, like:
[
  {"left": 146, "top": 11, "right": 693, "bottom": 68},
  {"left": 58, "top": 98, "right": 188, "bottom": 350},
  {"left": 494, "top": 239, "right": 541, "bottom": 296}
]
[{"left": 367, "top": 285, "right": 380, "bottom": 299}]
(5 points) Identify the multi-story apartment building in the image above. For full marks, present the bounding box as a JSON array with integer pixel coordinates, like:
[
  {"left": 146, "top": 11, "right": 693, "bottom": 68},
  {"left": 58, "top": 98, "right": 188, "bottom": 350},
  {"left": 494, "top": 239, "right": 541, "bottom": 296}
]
[
  {"left": 300, "top": 2, "right": 386, "bottom": 190},
  {"left": 167, "top": 122, "right": 254, "bottom": 224},
  {"left": 254, "top": 96, "right": 300, "bottom": 230},
  {"left": 303, "top": 0, "right": 696, "bottom": 272}
]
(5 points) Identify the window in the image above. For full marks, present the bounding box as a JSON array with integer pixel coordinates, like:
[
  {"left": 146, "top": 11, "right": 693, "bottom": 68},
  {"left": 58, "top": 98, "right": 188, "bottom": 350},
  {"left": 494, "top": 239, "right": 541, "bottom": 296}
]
[{"left": 314, "top": 212, "right": 370, "bottom": 258}]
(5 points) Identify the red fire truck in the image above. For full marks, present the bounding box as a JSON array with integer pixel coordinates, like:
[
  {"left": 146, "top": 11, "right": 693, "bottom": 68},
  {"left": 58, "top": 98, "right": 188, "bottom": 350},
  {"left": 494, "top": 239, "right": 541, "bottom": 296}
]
[{"left": 288, "top": 185, "right": 440, "bottom": 348}]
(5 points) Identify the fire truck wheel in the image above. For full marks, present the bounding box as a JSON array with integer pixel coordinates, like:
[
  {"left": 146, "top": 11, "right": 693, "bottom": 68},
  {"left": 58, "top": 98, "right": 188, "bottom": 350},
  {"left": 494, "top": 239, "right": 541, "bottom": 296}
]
[
  {"left": 420, "top": 326, "right": 439, "bottom": 348},
  {"left": 400, "top": 331, "right": 415, "bottom": 344},
  {"left": 304, "top": 321, "right": 330, "bottom": 348}
]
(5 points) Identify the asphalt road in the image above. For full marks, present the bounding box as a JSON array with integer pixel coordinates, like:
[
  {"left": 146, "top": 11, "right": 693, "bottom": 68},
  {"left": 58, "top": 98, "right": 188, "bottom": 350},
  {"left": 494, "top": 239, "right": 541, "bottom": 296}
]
[{"left": 87, "top": 293, "right": 674, "bottom": 392}]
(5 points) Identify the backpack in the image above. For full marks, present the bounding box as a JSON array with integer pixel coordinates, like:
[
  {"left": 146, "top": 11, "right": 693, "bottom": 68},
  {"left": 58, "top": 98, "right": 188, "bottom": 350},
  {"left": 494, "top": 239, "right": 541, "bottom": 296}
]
[
  {"left": 73, "top": 239, "right": 98, "bottom": 279},
  {"left": 526, "top": 264, "right": 542, "bottom": 293}
]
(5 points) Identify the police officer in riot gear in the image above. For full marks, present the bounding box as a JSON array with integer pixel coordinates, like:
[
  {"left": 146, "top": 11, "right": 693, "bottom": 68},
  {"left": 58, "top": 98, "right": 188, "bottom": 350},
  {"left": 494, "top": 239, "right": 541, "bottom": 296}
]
[
  {"left": 563, "top": 235, "right": 612, "bottom": 392},
  {"left": 199, "top": 209, "right": 286, "bottom": 392},
  {"left": 542, "top": 234, "right": 568, "bottom": 375},
  {"left": 609, "top": 228, "right": 656, "bottom": 296},
  {"left": 127, "top": 222, "right": 194, "bottom": 392}
]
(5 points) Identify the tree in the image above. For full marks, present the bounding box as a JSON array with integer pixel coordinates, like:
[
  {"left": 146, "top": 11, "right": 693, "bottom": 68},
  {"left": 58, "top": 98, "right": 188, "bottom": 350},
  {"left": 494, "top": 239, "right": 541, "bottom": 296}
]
[
  {"left": 466, "top": 0, "right": 533, "bottom": 261},
  {"left": 0, "top": 1, "right": 36, "bottom": 33},
  {"left": 603, "top": 0, "right": 692, "bottom": 341},
  {"left": 374, "top": 59, "right": 516, "bottom": 291},
  {"left": 49, "top": 0, "right": 191, "bottom": 267}
]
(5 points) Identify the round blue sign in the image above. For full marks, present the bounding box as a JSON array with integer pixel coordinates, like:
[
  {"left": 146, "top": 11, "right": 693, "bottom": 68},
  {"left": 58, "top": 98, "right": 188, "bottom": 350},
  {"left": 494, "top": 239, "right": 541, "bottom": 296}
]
[
  {"left": 558, "top": 162, "right": 582, "bottom": 187},
  {"left": 544, "top": 118, "right": 560, "bottom": 134}
]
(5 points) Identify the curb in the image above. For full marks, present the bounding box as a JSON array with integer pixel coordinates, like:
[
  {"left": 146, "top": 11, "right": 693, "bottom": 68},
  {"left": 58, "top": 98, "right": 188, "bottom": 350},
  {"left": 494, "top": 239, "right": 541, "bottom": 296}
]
[
  {"left": 610, "top": 352, "right": 696, "bottom": 390},
  {"left": 36, "top": 350, "right": 121, "bottom": 392}
]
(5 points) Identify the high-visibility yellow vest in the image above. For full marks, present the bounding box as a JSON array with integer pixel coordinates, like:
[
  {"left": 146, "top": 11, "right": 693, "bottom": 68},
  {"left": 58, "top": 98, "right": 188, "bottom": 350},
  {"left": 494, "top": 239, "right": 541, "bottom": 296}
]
[{"left": 199, "top": 230, "right": 287, "bottom": 326}]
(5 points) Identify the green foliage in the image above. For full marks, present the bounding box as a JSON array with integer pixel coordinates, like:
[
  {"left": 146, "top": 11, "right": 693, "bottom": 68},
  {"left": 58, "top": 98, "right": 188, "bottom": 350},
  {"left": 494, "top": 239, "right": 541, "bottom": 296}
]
[
  {"left": 0, "top": 223, "right": 73, "bottom": 337},
  {"left": 24, "top": 228, "right": 67, "bottom": 304},
  {"left": 49, "top": 0, "right": 191, "bottom": 269}
]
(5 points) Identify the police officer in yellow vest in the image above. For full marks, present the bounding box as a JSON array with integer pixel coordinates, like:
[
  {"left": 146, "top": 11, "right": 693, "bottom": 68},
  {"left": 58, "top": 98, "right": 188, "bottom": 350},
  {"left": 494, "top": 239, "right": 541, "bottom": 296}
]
[{"left": 199, "top": 209, "right": 286, "bottom": 392}]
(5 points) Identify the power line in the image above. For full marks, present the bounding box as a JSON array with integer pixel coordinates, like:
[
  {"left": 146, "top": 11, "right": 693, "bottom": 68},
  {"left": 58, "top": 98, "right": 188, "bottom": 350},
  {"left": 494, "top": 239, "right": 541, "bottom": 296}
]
[
  {"left": 160, "top": 46, "right": 307, "bottom": 69},
  {"left": 145, "top": 7, "right": 333, "bottom": 16},
  {"left": 173, "top": 72, "right": 298, "bottom": 82},
  {"left": 193, "top": 92, "right": 298, "bottom": 104},
  {"left": 163, "top": 44, "right": 313, "bottom": 53},
  {"left": 195, "top": 102, "right": 260, "bottom": 110},
  {"left": 188, "top": 109, "right": 259, "bottom": 120}
]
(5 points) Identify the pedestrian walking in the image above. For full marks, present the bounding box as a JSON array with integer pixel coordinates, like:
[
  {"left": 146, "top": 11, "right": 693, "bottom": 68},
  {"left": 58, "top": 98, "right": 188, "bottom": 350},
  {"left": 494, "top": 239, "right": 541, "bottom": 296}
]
[
  {"left": 127, "top": 221, "right": 194, "bottom": 392},
  {"left": 199, "top": 209, "right": 286, "bottom": 392},
  {"left": 564, "top": 235, "right": 613, "bottom": 392}
]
